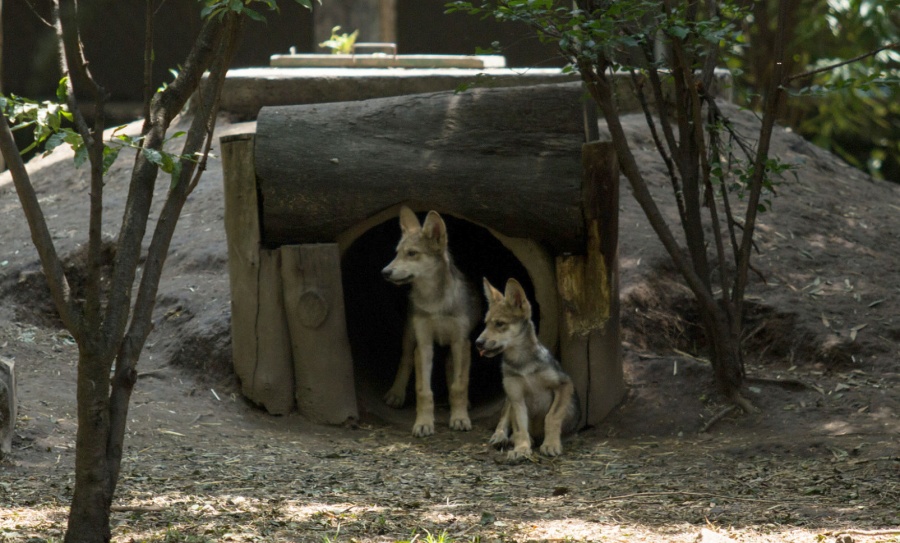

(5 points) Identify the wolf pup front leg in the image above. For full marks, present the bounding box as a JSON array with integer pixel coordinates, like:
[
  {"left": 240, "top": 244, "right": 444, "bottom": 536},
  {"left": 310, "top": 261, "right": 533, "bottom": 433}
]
[
  {"left": 383, "top": 324, "right": 415, "bottom": 408},
  {"left": 477, "top": 278, "right": 580, "bottom": 460},
  {"left": 382, "top": 206, "right": 480, "bottom": 436}
]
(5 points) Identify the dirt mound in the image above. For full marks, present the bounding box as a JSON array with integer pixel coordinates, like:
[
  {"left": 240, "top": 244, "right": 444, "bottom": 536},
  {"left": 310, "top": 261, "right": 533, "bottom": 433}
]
[
  {"left": 621, "top": 260, "right": 863, "bottom": 371},
  {"left": 0, "top": 240, "right": 117, "bottom": 330}
]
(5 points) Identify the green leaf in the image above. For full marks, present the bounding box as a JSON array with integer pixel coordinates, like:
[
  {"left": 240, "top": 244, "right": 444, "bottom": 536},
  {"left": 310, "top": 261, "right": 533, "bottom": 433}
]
[
  {"left": 160, "top": 152, "right": 176, "bottom": 174},
  {"left": 43, "top": 132, "right": 66, "bottom": 156},
  {"left": 73, "top": 144, "right": 88, "bottom": 168},
  {"left": 102, "top": 145, "right": 121, "bottom": 174},
  {"left": 56, "top": 77, "right": 69, "bottom": 103},
  {"left": 669, "top": 25, "right": 689, "bottom": 39},
  {"left": 142, "top": 147, "right": 164, "bottom": 167},
  {"left": 244, "top": 8, "right": 266, "bottom": 22},
  {"left": 46, "top": 104, "right": 62, "bottom": 131},
  {"left": 200, "top": 4, "right": 216, "bottom": 19},
  {"left": 169, "top": 161, "right": 184, "bottom": 190}
]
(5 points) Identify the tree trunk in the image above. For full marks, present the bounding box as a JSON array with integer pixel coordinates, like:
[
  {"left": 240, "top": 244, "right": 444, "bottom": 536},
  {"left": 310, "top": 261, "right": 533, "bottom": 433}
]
[
  {"left": 65, "top": 348, "right": 114, "bottom": 543},
  {"left": 701, "top": 303, "right": 745, "bottom": 399},
  {"left": 60, "top": 10, "right": 246, "bottom": 542},
  {"left": 580, "top": 64, "right": 747, "bottom": 401}
]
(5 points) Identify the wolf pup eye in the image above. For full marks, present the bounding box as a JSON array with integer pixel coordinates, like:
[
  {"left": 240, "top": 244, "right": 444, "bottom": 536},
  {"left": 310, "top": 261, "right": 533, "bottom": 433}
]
[{"left": 406, "top": 250, "right": 419, "bottom": 257}]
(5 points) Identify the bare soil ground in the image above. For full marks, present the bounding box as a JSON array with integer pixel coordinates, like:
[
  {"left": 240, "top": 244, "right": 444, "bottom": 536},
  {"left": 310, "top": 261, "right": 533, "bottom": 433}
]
[{"left": 1, "top": 100, "right": 898, "bottom": 543}]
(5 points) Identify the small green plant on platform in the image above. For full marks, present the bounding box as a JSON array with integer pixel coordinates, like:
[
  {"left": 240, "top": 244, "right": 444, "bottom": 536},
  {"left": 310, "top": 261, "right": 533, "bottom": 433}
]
[{"left": 319, "top": 25, "right": 359, "bottom": 54}]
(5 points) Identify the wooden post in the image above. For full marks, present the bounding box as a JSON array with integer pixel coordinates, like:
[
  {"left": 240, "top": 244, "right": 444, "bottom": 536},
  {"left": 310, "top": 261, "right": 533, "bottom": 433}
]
[
  {"left": 0, "top": 357, "right": 15, "bottom": 457},
  {"left": 557, "top": 141, "right": 625, "bottom": 427},
  {"left": 221, "top": 134, "right": 259, "bottom": 391},
  {"left": 379, "top": 0, "right": 397, "bottom": 43},
  {"left": 281, "top": 244, "right": 358, "bottom": 424},
  {"left": 255, "top": 249, "right": 296, "bottom": 415},
  {"left": 222, "top": 134, "right": 295, "bottom": 415}
]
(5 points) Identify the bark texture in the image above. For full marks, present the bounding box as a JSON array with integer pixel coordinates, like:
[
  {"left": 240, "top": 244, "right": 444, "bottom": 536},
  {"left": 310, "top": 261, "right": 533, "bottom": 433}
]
[{"left": 254, "top": 82, "right": 588, "bottom": 251}]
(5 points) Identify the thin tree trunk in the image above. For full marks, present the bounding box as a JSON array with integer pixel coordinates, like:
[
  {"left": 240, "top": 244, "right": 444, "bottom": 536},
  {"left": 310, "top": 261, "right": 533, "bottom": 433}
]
[
  {"left": 701, "top": 303, "right": 744, "bottom": 396},
  {"left": 4, "top": 3, "right": 249, "bottom": 540},
  {"left": 106, "top": 14, "right": 244, "bottom": 496},
  {"left": 56, "top": 0, "right": 107, "bottom": 334},
  {"left": 65, "top": 347, "right": 115, "bottom": 543},
  {"left": 731, "top": 0, "right": 790, "bottom": 336},
  {"left": 579, "top": 62, "right": 744, "bottom": 401},
  {"left": 52, "top": 4, "right": 243, "bottom": 540}
]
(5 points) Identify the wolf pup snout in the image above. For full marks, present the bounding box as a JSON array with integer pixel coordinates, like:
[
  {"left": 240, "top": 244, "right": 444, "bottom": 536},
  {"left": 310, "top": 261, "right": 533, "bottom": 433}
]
[
  {"left": 474, "top": 337, "right": 500, "bottom": 358},
  {"left": 380, "top": 266, "right": 406, "bottom": 283}
]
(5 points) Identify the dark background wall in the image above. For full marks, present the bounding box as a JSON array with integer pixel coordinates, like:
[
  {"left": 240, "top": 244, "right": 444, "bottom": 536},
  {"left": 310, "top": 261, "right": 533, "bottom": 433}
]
[
  {"left": 3, "top": 0, "right": 559, "bottom": 105},
  {"left": 396, "top": 0, "right": 562, "bottom": 68},
  {"left": 3, "top": 0, "right": 315, "bottom": 101}
]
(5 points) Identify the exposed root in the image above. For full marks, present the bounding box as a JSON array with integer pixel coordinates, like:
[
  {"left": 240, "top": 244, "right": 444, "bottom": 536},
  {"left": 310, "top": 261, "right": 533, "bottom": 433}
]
[
  {"left": 733, "top": 391, "right": 759, "bottom": 413},
  {"left": 700, "top": 405, "right": 738, "bottom": 433},
  {"left": 700, "top": 390, "right": 759, "bottom": 433}
]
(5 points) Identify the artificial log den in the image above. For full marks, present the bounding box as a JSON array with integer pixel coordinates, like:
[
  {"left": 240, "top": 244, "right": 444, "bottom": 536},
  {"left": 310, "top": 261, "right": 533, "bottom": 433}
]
[{"left": 221, "top": 82, "right": 625, "bottom": 427}]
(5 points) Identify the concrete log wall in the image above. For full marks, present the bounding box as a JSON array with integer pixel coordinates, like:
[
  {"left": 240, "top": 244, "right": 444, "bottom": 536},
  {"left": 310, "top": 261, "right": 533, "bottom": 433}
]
[{"left": 254, "top": 82, "right": 587, "bottom": 251}]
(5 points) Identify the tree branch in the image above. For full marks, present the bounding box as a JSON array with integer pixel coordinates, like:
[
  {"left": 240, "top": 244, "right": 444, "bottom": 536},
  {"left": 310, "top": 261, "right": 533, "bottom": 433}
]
[
  {"left": 101, "top": 16, "right": 228, "bottom": 356},
  {"left": 667, "top": 16, "right": 711, "bottom": 292},
  {"left": 56, "top": 0, "right": 108, "bottom": 337},
  {"left": 732, "top": 1, "right": 793, "bottom": 335},
  {"left": 786, "top": 42, "right": 899, "bottom": 82},
  {"left": 579, "top": 63, "right": 719, "bottom": 321},
  {"left": 0, "top": 109, "right": 82, "bottom": 339},
  {"left": 141, "top": 0, "right": 156, "bottom": 125},
  {"left": 106, "top": 11, "right": 245, "bottom": 496},
  {"left": 629, "top": 61, "right": 688, "bottom": 229}
]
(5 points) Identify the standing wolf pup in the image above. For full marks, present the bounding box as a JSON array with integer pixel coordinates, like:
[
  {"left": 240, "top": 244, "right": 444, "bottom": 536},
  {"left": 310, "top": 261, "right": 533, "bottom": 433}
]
[
  {"left": 381, "top": 206, "right": 480, "bottom": 437},
  {"left": 477, "top": 278, "right": 580, "bottom": 460}
]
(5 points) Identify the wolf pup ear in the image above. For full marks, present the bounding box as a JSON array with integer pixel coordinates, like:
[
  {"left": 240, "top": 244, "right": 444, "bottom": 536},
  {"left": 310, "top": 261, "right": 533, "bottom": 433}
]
[
  {"left": 421, "top": 211, "right": 448, "bottom": 245},
  {"left": 504, "top": 278, "right": 531, "bottom": 313},
  {"left": 398, "top": 206, "right": 421, "bottom": 234},
  {"left": 483, "top": 277, "right": 503, "bottom": 304}
]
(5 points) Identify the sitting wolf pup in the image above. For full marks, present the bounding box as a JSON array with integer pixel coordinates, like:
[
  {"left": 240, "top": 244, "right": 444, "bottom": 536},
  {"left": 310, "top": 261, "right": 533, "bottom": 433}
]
[
  {"left": 476, "top": 278, "right": 580, "bottom": 460},
  {"left": 381, "top": 206, "right": 480, "bottom": 437}
]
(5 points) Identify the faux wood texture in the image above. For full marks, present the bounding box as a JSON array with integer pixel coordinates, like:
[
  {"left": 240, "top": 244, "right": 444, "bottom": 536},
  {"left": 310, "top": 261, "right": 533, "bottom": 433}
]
[
  {"left": 281, "top": 244, "right": 359, "bottom": 425},
  {"left": 556, "top": 142, "right": 625, "bottom": 427},
  {"left": 254, "top": 249, "right": 296, "bottom": 415},
  {"left": 221, "top": 135, "right": 261, "bottom": 395},
  {"left": 254, "top": 82, "right": 587, "bottom": 251}
]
